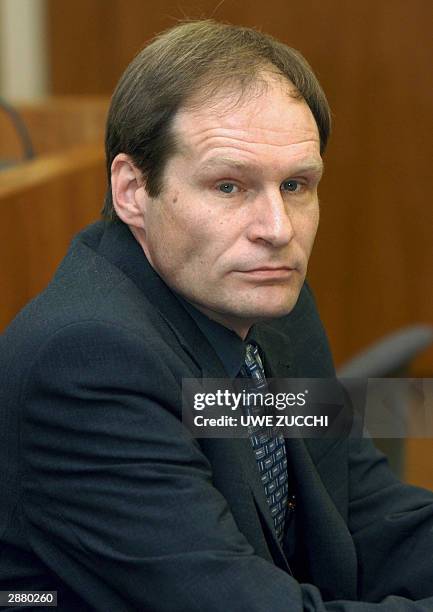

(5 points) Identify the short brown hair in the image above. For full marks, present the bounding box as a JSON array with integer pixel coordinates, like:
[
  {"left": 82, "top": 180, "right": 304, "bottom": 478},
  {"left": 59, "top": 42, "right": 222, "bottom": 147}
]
[{"left": 103, "top": 19, "right": 331, "bottom": 221}]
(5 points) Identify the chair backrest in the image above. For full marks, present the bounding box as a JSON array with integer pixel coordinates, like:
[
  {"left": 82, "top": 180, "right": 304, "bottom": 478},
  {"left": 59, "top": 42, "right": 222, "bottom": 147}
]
[{"left": 337, "top": 325, "right": 433, "bottom": 378}]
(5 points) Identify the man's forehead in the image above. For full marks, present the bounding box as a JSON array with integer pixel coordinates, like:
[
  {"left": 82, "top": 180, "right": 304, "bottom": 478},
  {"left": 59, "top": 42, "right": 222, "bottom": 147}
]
[{"left": 172, "top": 76, "right": 320, "bottom": 159}]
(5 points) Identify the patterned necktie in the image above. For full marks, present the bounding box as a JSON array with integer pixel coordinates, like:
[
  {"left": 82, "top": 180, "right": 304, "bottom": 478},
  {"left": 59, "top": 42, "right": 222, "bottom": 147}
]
[{"left": 239, "top": 342, "right": 290, "bottom": 542}]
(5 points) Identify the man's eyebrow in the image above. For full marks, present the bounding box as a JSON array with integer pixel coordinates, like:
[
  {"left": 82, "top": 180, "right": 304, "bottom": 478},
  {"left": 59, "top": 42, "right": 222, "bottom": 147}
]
[
  {"left": 197, "top": 156, "right": 324, "bottom": 175},
  {"left": 197, "top": 157, "right": 252, "bottom": 172}
]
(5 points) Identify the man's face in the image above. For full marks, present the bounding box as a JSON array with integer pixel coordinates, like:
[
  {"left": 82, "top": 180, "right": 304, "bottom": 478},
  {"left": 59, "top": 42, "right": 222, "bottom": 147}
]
[{"left": 137, "top": 76, "right": 323, "bottom": 338}]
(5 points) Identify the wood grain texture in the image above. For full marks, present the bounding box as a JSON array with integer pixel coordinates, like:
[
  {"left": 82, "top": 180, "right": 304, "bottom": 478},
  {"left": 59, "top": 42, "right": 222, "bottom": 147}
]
[
  {"left": 0, "top": 143, "right": 106, "bottom": 330},
  {"left": 0, "top": 97, "right": 108, "bottom": 327},
  {"left": 0, "top": 96, "right": 108, "bottom": 159},
  {"left": 405, "top": 439, "right": 433, "bottom": 490}
]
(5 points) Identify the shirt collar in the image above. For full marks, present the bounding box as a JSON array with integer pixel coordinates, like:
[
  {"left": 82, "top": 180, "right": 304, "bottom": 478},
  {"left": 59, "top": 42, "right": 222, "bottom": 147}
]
[{"left": 175, "top": 295, "right": 247, "bottom": 378}]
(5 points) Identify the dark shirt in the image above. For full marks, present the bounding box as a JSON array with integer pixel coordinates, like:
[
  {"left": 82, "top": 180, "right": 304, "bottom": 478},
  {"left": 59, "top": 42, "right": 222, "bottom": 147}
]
[{"left": 177, "top": 295, "right": 246, "bottom": 378}]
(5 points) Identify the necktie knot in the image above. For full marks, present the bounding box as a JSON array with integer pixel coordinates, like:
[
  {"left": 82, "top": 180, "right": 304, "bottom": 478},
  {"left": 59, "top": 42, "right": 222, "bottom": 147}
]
[{"left": 241, "top": 342, "right": 267, "bottom": 388}]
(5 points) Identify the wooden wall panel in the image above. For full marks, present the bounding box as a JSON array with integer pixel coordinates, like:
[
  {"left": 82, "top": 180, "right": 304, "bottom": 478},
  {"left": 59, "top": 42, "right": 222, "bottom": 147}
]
[
  {"left": 0, "top": 97, "right": 108, "bottom": 159},
  {"left": 405, "top": 439, "right": 433, "bottom": 490},
  {"left": 0, "top": 144, "right": 105, "bottom": 330}
]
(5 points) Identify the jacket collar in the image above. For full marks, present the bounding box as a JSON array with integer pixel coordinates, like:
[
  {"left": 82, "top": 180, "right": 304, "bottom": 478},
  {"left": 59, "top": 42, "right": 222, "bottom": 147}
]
[{"left": 95, "top": 220, "right": 226, "bottom": 378}]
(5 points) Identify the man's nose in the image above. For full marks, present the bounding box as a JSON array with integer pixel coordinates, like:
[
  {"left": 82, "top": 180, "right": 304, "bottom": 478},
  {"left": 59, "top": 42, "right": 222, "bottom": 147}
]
[{"left": 247, "top": 190, "right": 295, "bottom": 247}]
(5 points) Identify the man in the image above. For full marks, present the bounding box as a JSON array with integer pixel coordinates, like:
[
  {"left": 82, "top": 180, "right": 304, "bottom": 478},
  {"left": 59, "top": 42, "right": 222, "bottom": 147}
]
[{"left": 1, "top": 20, "right": 433, "bottom": 611}]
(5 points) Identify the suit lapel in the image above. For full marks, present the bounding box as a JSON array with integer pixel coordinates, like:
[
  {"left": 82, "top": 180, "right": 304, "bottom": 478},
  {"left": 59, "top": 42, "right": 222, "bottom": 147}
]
[
  {"left": 255, "top": 321, "right": 358, "bottom": 599},
  {"left": 199, "top": 435, "right": 292, "bottom": 573},
  {"left": 285, "top": 438, "right": 357, "bottom": 600}
]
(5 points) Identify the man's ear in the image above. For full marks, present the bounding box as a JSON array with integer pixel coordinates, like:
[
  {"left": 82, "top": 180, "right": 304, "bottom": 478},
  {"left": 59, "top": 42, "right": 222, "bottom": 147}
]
[{"left": 110, "top": 153, "right": 150, "bottom": 229}]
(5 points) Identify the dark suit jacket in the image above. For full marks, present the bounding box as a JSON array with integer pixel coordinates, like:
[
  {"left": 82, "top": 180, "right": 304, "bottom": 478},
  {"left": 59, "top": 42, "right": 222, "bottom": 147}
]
[{"left": 1, "top": 220, "right": 433, "bottom": 611}]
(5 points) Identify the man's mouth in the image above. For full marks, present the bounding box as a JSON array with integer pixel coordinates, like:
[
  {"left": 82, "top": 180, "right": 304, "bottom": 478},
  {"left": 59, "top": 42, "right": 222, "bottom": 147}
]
[{"left": 236, "top": 266, "right": 296, "bottom": 279}]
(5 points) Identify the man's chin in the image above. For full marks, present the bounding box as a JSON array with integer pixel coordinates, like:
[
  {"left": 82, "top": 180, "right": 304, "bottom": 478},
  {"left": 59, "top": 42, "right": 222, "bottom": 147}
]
[
  {"left": 249, "top": 303, "right": 298, "bottom": 321},
  {"left": 232, "top": 295, "right": 302, "bottom": 322},
  {"left": 241, "top": 287, "right": 302, "bottom": 320},
  {"left": 186, "top": 283, "right": 303, "bottom": 329}
]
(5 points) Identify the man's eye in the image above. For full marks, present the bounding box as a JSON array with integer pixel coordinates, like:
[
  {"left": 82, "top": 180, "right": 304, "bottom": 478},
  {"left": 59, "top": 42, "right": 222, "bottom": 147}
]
[
  {"left": 217, "top": 183, "right": 238, "bottom": 194},
  {"left": 281, "top": 179, "right": 301, "bottom": 193}
]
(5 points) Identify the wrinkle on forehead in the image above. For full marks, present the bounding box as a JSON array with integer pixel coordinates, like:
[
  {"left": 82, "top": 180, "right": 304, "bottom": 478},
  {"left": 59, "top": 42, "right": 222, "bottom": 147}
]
[
  {"left": 175, "top": 121, "right": 320, "bottom": 165},
  {"left": 188, "top": 129, "right": 320, "bottom": 150},
  {"left": 173, "top": 79, "right": 319, "bottom": 160}
]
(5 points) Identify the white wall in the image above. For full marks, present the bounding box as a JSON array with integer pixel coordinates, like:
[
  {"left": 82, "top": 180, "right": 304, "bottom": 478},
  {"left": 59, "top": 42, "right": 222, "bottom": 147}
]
[{"left": 0, "top": 0, "right": 48, "bottom": 100}]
